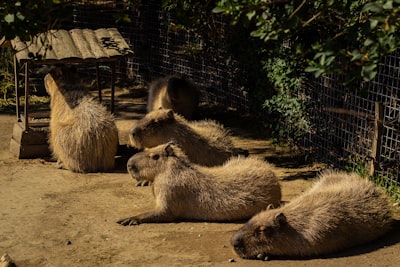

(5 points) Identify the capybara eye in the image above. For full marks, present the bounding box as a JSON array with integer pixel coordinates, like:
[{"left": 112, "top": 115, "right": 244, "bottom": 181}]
[
  {"left": 259, "top": 226, "right": 273, "bottom": 237},
  {"left": 151, "top": 154, "right": 160, "bottom": 160}
]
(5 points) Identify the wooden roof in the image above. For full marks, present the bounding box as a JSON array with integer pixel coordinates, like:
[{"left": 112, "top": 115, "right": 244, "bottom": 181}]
[{"left": 11, "top": 28, "right": 133, "bottom": 64}]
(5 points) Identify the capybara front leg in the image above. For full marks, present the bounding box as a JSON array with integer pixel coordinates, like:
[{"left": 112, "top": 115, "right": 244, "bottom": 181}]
[{"left": 117, "top": 210, "right": 174, "bottom": 226}]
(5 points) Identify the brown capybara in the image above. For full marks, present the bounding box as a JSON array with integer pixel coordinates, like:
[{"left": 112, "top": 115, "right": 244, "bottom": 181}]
[
  {"left": 147, "top": 75, "right": 200, "bottom": 119},
  {"left": 45, "top": 66, "right": 119, "bottom": 173},
  {"left": 231, "top": 170, "right": 395, "bottom": 260},
  {"left": 129, "top": 108, "right": 237, "bottom": 168},
  {"left": 118, "top": 142, "right": 281, "bottom": 225}
]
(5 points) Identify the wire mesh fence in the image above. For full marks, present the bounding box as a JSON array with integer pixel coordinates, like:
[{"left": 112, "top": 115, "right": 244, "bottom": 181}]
[
  {"left": 72, "top": 0, "right": 249, "bottom": 110},
  {"left": 302, "top": 49, "right": 400, "bottom": 187}
]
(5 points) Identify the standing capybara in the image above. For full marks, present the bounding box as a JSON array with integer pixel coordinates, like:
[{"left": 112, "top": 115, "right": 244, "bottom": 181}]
[
  {"left": 118, "top": 142, "right": 281, "bottom": 225},
  {"left": 129, "top": 108, "right": 237, "bottom": 167},
  {"left": 45, "top": 66, "right": 119, "bottom": 173},
  {"left": 147, "top": 75, "right": 200, "bottom": 119},
  {"left": 231, "top": 170, "right": 395, "bottom": 260}
]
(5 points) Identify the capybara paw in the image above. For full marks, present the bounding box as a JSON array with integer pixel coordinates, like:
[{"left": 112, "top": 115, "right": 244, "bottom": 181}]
[
  {"left": 56, "top": 160, "right": 66, "bottom": 170},
  {"left": 135, "top": 180, "right": 152, "bottom": 187},
  {"left": 117, "top": 217, "right": 140, "bottom": 226}
]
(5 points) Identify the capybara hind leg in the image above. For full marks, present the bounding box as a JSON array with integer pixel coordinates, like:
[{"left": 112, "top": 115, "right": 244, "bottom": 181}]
[{"left": 117, "top": 210, "right": 174, "bottom": 226}]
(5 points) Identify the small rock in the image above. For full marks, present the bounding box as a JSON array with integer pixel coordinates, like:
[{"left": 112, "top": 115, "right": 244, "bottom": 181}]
[{"left": 228, "top": 258, "right": 235, "bottom": 263}]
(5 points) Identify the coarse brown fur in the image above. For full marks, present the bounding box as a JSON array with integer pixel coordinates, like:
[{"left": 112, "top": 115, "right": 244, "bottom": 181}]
[
  {"left": 231, "top": 170, "right": 395, "bottom": 260},
  {"left": 129, "top": 108, "right": 236, "bottom": 167},
  {"left": 147, "top": 75, "right": 200, "bottom": 119},
  {"left": 118, "top": 142, "right": 281, "bottom": 225},
  {"left": 45, "top": 66, "right": 119, "bottom": 173}
]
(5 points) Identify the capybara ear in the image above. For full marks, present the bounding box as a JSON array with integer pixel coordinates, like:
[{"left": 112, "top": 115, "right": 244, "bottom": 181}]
[
  {"left": 51, "top": 67, "right": 63, "bottom": 79},
  {"left": 274, "top": 212, "right": 287, "bottom": 226},
  {"left": 164, "top": 142, "right": 175, "bottom": 156}
]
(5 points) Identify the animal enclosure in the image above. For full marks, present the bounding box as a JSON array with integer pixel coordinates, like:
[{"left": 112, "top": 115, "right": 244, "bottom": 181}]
[{"left": 57, "top": 1, "right": 400, "bottom": 191}]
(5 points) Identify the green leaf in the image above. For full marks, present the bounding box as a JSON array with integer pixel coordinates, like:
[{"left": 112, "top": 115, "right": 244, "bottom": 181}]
[
  {"left": 362, "top": 3, "right": 383, "bottom": 13},
  {"left": 350, "top": 50, "right": 363, "bottom": 61},
  {"left": 212, "top": 6, "right": 226, "bottom": 13},
  {"left": 364, "top": 38, "right": 374, "bottom": 46},
  {"left": 246, "top": 10, "right": 256, "bottom": 21},
  {"left": 369, "top": 18, "right": 379, "bottom": 30},
  {"left": 383, "top": 1, "right": 393, "bottom": 9},
  {"left": 361, "top": 64, "right": 378, "bottom": 81},
  {"left": 4, "top": 14, "right": 15, "bottom": 24},
  {"left": 16, "top": 12, "right": 25, "bottom": 21}
]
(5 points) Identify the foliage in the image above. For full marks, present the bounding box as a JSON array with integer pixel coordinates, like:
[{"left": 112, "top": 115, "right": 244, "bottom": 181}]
[
  {"left": 213, "top": 0, "right": 400, "bottom": 84},
  {"left": 162, "top": 0, "right": 225, "bottom": 48},
  {"left": 0, "top": 0, "right": 75, "bottom": 42},
  {"left": 0, "top": 47, "right": 15, "bottom": 100},
  {"left": 262, "top": 49, "right": 311, "bottom": 144}
]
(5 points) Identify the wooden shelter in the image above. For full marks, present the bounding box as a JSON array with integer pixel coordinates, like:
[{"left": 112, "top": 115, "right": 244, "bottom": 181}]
[{"left": 9, "top": 28, "right": 133, "bottom": 158}]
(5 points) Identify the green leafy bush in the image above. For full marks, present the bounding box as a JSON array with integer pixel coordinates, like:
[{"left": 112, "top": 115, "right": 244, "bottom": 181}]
[{"left": 214, "top": 0, "right": 400, "bottom": 83}]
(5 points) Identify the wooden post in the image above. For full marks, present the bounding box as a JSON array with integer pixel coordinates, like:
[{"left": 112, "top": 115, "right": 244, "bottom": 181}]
[
  {"left": 14, "top": 55, "right": 21, "bottom": 122},
  {"left": 111, "top": 61, "right": 116, "bottom": 113},
  {"left": 369, "top": 102, "right": 384, "bottom": 176},
  {"left": 24, "top": 61, "right": 30, "bottom": 130}
]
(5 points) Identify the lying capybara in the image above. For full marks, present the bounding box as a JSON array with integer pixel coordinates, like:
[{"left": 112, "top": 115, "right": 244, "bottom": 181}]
[
  {"left": 118, "top": 142, "right": 281, "bottom": 225},
  {"left": 45, "top": 66, "right": 119, "bottom": 173},
  {"left": 231, "top": 170, "right": 395, "bottom": 260},
  {"left": 147, "top": 75, "right": 200, "bottom": 119},
  {"left": 129, "top": 108, "right": 237, "bottom": 167}
]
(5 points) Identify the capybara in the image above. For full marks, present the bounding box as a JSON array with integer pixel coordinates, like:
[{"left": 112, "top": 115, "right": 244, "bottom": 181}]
[
  {"left": 129, "top": 108, "right": 237, "bottom": 167},
  {"left": 231, "top": 170, "right": 395, "bottom": 260},
  {"left": 45, "top": 66, "right": 119, "bottom": 173},
  {"left": 118, "top": 142, "right": 281, "bottom": 225},
  {"left": 147, "top": 75, "right": 200, "bottom": 119}
]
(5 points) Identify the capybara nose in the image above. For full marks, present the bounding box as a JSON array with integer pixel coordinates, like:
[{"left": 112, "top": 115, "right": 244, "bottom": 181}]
[
  {"left": 126, "top": 157, "right": 138, "bottom": 172},
  {"left": 231, "top": 232, "right": 243, "bottom": 249},
  {"left": 129, "top": 126, "right": 140, "bottom": 137}
]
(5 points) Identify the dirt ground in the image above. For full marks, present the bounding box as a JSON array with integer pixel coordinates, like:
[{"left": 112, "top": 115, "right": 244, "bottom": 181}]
[{"left": 1, "top": 89, "right": 400, "bottom": 267}]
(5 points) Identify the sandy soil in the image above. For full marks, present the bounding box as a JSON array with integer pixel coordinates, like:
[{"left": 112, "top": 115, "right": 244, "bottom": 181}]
[{"left": 0, "top": 90, "right": 399, "bottom": 267}]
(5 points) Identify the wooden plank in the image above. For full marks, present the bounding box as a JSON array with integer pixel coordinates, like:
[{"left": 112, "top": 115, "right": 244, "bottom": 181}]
[
  {"left": 11, "top": 122, "right": 49, "bottom": 146},
  {"left": 69, "top": 29, "right": 96, "bottom": 60},
  {"left": 82, "top": 28, "right": 108, "bottom": 59},
  {"left": 50, "top": 29, "right": 83, "bottom": 59},
  {"left": 95, "top": 28, "right": 121, "bottom": 57},
  {"left": 10, "top": 138, "right": 51, "bottom": 159},
  {"left": 12, "top": 36, "right": 30, "bottom": 61},
  {"left": 108, "top": 28, "right": 134, "bottom": 56}
]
